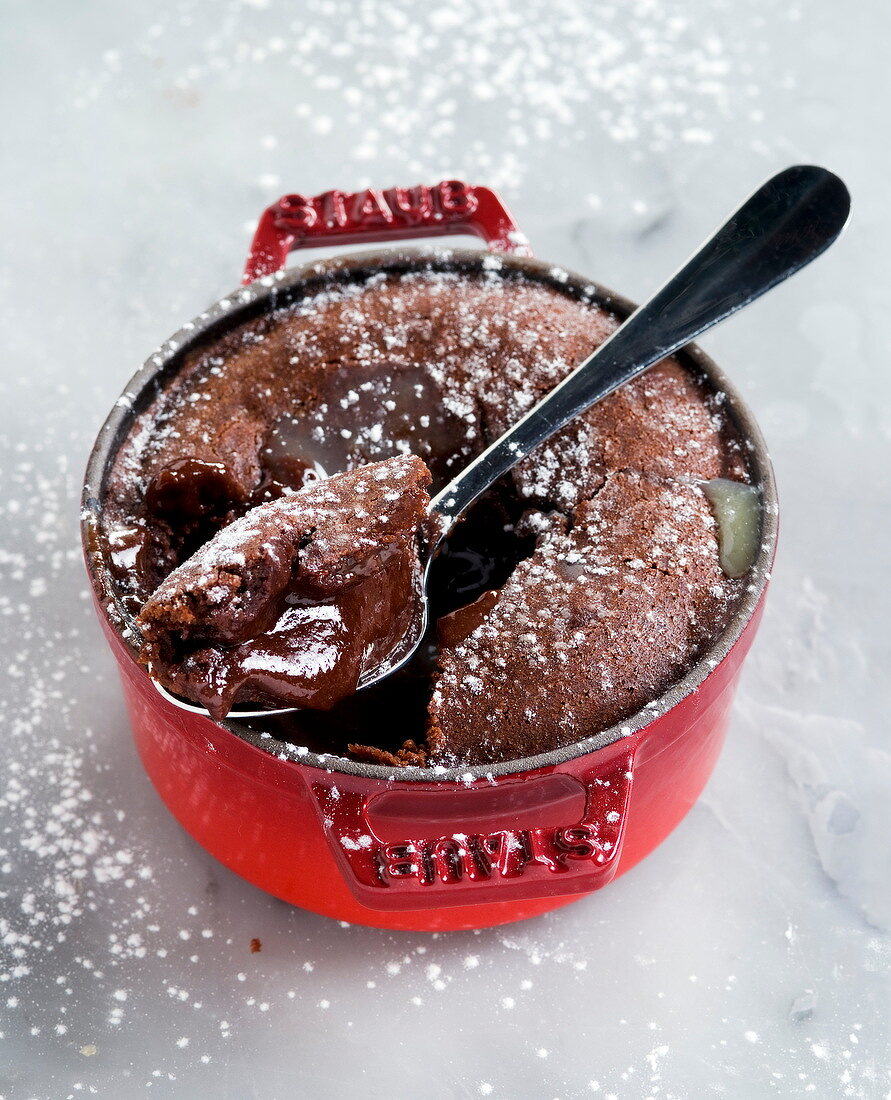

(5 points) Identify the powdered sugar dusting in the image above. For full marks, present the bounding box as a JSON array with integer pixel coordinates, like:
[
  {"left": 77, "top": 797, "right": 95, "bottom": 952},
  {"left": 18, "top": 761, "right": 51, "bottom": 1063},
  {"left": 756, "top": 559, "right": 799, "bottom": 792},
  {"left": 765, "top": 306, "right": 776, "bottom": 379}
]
[
  {"left": 72, "top": 0, "right": 789, "bottom": 192},
  {"left": 2, "top": 0, "right": 884, "bottom": 1092}
]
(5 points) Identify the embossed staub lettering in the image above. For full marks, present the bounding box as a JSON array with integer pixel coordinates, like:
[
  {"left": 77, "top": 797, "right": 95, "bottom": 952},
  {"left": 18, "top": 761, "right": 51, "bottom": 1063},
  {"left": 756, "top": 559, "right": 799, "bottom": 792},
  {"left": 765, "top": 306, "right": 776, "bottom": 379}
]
[
  {"left": 373, "top": 822, "right": 613, "bottom": 888},
  {"left": 272, "top": 180, "right": 478, "bottom": 235},
  {"left": 312, "top": 763, "right": 631, "bottom": 904}
]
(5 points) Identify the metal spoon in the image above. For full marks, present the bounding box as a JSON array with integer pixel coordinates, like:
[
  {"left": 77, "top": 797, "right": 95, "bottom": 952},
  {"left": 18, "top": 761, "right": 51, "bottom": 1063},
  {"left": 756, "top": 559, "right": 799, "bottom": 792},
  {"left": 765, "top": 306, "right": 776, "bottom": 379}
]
[{"left": 153, "top": 164, "right": 850, "bottom": 719}]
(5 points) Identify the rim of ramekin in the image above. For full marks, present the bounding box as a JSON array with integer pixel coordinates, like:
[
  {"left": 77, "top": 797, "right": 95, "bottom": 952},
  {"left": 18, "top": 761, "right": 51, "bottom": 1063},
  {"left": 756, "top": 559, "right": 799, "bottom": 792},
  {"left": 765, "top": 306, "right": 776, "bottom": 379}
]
[{"left": 82, "top": 247, "right": 778, "bottom": 783}]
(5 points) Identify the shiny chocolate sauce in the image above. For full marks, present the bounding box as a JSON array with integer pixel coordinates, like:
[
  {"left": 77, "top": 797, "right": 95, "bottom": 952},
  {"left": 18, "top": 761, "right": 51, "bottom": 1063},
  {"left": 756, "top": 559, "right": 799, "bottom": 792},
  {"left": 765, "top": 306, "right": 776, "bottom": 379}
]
[{"left": 262, "top": 364, "right": 474, "bottom": 487}]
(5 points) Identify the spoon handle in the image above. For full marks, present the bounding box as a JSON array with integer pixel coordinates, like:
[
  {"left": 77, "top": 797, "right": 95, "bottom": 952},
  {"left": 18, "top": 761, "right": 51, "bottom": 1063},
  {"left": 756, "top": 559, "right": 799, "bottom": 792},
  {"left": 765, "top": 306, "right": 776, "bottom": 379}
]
[{"left": 430, "top": 164, "right": 850, "bottom": 525}]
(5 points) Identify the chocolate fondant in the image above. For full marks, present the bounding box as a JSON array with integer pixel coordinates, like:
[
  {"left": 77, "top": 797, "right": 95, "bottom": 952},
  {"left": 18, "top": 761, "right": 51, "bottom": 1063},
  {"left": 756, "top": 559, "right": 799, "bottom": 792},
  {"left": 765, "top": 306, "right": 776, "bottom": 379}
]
[{"left": 102, "top": 260, "right": 752, "bottom": 766}]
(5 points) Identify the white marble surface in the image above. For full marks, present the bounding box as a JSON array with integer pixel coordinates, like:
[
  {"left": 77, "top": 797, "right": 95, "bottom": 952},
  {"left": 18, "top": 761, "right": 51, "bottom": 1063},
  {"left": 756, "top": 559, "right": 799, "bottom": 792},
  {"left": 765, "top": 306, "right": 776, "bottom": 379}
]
[{"left": 1, "top": 1, "right": 889, "bottom": 1097}]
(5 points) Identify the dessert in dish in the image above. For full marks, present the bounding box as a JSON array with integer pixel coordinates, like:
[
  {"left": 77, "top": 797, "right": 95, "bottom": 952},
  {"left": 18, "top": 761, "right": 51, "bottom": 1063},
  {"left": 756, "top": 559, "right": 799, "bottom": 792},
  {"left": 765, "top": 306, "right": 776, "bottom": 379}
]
[{"left": 101, "top": 259, "right": 755, "bottom": 767}]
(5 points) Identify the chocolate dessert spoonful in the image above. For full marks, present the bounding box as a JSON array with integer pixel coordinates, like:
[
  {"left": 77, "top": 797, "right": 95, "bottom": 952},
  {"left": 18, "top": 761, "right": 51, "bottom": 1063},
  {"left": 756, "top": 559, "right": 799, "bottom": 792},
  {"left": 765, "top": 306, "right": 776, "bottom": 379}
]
[{"left": 145, "top": 164, "right": 849, "bottom": 719}]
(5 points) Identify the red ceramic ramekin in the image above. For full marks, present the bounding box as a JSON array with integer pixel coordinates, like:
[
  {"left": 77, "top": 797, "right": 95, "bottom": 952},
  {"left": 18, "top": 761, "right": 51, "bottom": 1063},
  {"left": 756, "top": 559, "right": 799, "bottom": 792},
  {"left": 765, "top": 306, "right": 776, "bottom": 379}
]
[{"left": 82, "top": 182, "right": 778, "bottom": 932}]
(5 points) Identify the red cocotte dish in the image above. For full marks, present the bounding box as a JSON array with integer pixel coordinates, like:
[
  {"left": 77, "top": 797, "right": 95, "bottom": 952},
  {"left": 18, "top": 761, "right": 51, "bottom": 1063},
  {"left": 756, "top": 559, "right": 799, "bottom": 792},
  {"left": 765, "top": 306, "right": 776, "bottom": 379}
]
[{"left": 82, "top": 181, "right": 778, "bottom": 932}]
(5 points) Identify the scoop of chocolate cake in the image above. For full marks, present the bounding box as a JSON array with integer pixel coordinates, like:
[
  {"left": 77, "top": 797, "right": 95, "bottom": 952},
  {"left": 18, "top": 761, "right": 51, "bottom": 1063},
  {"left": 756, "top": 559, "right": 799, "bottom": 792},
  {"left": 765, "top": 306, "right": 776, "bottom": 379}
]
[{"left": 137, "top": 455, "right": 432, "bottom": 719}]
